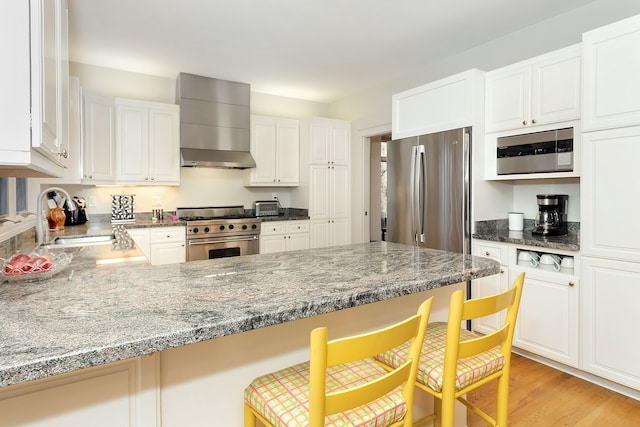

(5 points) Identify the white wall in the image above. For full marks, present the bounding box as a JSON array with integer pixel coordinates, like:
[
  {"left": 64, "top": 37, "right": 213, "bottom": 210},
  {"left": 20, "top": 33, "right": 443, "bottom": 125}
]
[{"left": 335, "top": 0, "right": 640, "bottom": 243}]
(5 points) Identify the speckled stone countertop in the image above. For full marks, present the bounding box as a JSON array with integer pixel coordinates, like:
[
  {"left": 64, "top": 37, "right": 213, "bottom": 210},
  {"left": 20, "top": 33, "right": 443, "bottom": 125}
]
[
  {"left": 0, "top": 242, "right": 499, "bottom": 388},
  {"left": 473, "top": 219, "right": 580, "bottom": 251}
]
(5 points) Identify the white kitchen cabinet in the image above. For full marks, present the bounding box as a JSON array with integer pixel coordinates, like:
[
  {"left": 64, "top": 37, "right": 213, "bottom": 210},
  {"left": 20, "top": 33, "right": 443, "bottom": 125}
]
[
  {"left": 41, "top": 76, "right": 82, "bottom": 184},
  {"left": 82, "top": 90, "right": 116, "bottom": 184},
  {"left": 485, "top": 44, "right": 581, "bottom": 133},
  {"left": 259, "top": 220, "right": 309, "bottom": 254},
  {"left": 471, "top": 241, "right": 509, "bottom": 335},
  {"left": 0, "top": 355, "right": 159, "bottom": 427},
  {"left": 581, "top": 257, "right": 640, "bottom": 390},
  {"left": 582, "top": 14, "right": 640, "bottom": 131},
  {"left": 308, "top": 118, "right": 350, "bottom": 166},
  {"left": 511, "top": 266, "right": 580, "bottom": 368},
  {"left": 392, "top": 69, "right": 484, "bottom": 139},
  {"left": 300, "top": 118, "right": 351, "bottom": 249},
  {"left": 128, "top": 227, "right": 185, "bottom": 266},
  {"left": 581, "top": 127, "right": 640, "bottom": 262},
  {"left": 244, "top": 116, "right": 299, "bottom": 187},
  {"left": 115, "top": 98, "right": 180, "bottom": 185},
  {"left": 0, "top": 0, "right": 69, "bottom": 177}
]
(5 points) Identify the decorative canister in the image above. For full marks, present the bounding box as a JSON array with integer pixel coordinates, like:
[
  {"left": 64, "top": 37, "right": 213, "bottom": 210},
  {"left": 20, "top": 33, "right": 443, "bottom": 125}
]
[{"left": 111, "top": 194, "right": 136, "bottom": 223}]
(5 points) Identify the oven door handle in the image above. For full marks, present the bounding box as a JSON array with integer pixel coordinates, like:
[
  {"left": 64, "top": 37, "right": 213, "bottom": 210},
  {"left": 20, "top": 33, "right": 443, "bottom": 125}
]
[{"left": 188, "top": 235, "right": 259, "bottom": 246}]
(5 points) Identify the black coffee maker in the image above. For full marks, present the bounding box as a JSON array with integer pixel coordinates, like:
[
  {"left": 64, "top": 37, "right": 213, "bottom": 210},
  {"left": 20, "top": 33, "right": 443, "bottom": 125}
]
[{"left": 532, "top": 194, "right": 568, "bottom": 236}]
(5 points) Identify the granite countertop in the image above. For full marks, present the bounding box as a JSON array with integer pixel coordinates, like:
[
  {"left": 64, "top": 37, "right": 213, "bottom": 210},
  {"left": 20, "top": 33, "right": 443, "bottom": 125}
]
[
  {"left": 473, "top": 219, "right": 580, "bottom": 251},
  {"left": 0, "top": 242, "right": 499, "bottom": 388}
]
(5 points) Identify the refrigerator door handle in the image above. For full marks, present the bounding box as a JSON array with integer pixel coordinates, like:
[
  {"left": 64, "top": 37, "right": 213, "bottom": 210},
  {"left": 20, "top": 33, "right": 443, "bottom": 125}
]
[
  {"left": 410, "top": 145, "right": 418, "bottom": 244},
  {"left": 416, "top": 145, "right": 426, "bottom": 243}
]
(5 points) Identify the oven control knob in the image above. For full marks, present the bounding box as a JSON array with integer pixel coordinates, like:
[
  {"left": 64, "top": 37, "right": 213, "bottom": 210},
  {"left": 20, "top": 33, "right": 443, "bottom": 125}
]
[
  {"left": 193, "top": 227, "right": 199, "bottom": 234},
  {"left": 229, "top": 224, "right": 235, "bottom": 230},
  {"left": 219, "top": 225, "right": 225, "bottom": 230},
  {"left": 251, "top": 224, "right": 257, "bottom": 229},
  {"left": 242, "top": 224, "right": 248, "bottom": 230},
  {"left": 204, "top": 227, "right": 210, "bottom": 233}
]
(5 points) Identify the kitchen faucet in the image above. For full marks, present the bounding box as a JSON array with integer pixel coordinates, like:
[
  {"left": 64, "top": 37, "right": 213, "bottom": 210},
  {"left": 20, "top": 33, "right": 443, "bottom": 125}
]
[{"left": 36, "top": 187, "right": 71, "bottom": 246}]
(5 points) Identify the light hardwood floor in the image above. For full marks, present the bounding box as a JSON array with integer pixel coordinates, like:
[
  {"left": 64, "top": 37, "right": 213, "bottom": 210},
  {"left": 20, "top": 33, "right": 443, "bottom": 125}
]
[{"left": 467, "top": 354, "right": 640, "bottom": 426}]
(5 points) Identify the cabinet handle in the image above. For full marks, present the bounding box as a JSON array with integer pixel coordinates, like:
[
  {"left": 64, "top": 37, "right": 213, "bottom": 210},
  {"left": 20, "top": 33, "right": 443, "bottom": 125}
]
[
  {"left": 485, "top": 251, "right": 491, "bottom": 256},
  {"left": 522, "top": 120, "right": 528, "bottom": 125},
  {"left": 500, "top": 269, "right": 505, "bottom": 274},
  {"left": 151, "top": 177, "right": 155, "bottom": 181},
  {"left": 569, "top": 282, "right": 575, "bottom": 287},
  {"left": 55, "top": 149, "right": 68, "bottom": 159},
  {"left": 166, "top": 235, "right": 171, "bottom": 238},
  {"left": 532, "top": 119, "right": 537, "bottom": 124}
]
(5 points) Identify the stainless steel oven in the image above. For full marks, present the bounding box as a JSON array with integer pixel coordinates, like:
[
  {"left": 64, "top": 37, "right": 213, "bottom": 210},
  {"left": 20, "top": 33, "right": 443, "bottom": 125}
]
[
  {"left": 187, "top": 235, "right": 259, "bottom": 261},
  {"left": 177, "top": 206, "right": 261, "bottom": 262}
]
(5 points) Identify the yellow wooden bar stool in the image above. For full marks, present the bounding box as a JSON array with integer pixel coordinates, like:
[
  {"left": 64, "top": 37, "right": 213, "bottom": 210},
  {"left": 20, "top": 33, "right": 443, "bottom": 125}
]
[
  {"left": 376, "top": 273, "right": 525, "bottom": 427},
  {"left": 243, "top": 297, "right": 434, "bottom": 427}
]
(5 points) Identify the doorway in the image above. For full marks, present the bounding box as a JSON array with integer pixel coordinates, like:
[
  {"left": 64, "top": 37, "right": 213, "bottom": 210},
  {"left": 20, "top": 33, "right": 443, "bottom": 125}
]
[{"left": 369, "top": 133, "right": 391, "bottom": 242}]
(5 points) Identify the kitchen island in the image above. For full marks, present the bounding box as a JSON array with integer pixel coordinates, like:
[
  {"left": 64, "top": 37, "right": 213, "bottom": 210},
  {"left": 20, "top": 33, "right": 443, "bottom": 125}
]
[{"left": 0, "top": 242, "right": 499, "bottom": 426}]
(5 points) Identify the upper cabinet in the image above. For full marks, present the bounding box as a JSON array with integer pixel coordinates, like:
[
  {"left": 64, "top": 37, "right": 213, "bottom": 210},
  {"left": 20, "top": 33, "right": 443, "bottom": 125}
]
[
  {"left": 0, "top": 0, "right": 70, "bottom": 177},
  {"left": 582, "top": 14, "right": 640, "bottom": 132},
  {"left": 392, "top": 69, "right": 484, "bottom": 139},
  {"left": 308, "top": 118, "right": 350, "bottom": 166},
  {"left": 82, "top": 92, "right": 180, "bottom": 186},
  {"left": 115, "top": 98, "right": 180, "bottom": 185},
  {"left": 244, "top": 115, "right": 299, "bottom": 187},
  {"left": 485, "top": 44, "right": 581, "bottom": 133},
  {"left": 82, "top": 90, "right": 116, "bottom": 184}
]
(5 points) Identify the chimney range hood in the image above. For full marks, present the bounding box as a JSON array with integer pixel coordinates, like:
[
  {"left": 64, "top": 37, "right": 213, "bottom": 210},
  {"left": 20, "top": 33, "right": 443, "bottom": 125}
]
[{"left": 176, "top": 72, "right": 256, "bottom": 169}]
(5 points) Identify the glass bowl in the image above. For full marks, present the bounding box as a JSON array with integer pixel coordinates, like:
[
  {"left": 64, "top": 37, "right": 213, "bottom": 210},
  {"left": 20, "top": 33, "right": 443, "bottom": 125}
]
[{"left": 1, "top": 252, "right": 73, "bottom": 283}]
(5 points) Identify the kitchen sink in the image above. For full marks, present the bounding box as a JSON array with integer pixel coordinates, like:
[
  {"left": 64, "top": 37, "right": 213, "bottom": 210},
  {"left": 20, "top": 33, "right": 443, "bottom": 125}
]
[{"left": 42, "top": 234, "right": 115, "bottom": 248}]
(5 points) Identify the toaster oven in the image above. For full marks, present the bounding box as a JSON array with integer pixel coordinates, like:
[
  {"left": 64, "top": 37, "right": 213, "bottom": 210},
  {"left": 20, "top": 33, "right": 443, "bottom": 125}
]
[{"left": 254, "top": 201, "right": 280, "bottom": 217}]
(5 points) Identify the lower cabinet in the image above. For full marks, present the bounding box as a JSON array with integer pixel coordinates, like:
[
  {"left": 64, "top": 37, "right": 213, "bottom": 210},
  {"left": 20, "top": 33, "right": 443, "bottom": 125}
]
[
  {"left": 510, "top": 267, "right": 580, "bottom": 368},
  {"left": 128, "top": 227, "right": 186, "bottom": 266},
  {"left": 582, "top": 257, "right": 640, "bottom": 390},
  {"left": 310, "top": 218, "right": 350, "bottom": 249},
  {"left": 471, "top": 241, "right": 509, "bottom": 335},
  {"left": 260, "top": 220, "right": 309, "bottom": 254},
  {"left": 0, "top": 355, "right": 160, "bottom": 427}
]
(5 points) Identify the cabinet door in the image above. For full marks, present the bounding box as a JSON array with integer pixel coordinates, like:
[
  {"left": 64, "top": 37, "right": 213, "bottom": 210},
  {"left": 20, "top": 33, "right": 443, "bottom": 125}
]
[
  {"left": 149, "top": 106, "right": 180, "bottom": 183},
  {"left": 116, "top": 103, "right": 148, "bottom": 183},
  {"left": 127, "top": 228, "right": 151, "bottom": 260},
  {"left": 249, "top": 116, "right": 278, "bottom": 184},
  {"left": 150, "top": 243, "right": 186, "bottom": 266},
  {"left": 582, "top": 127, "right": 640, "bottom": 262},
  {"left": 310, "top": 219, "right": 330, "bottom": 249},
  {"left": 531, "top": 46, "right": 581, "bottom": 126},
  {"left": 512, "top": 268, "right": 579, "bottom": 367},
  {"left": 288, "top": 233, "right": 309, "bottom": 251},
  {"left": 582, "top": 257, "right": 640, "bottom": 390},
  {"left": 309, "top": 165, "right": 330, "bottom": 219},
  {"left": 82, "top": 91, "right": 115, "bottom": 183},
  {"left": 276, "top": 119, "right": 299, "bottom": 184},
  {"left": 330, "top": 165, "right": 349, "bottom": 219},
  {"left": 31, "top": 0, "right": 69, "bottom": 165},
  {"left": 330, "top": 123, "right": 350, "bottom": 165},
  {"left": 485, "top": 64, "right": 530, "bottom": 133},
  {"left": 330, "top": 218, "right": 350, "bottom": 247},
  {"left": 471, "top": 241, "right": 509, "bottom": 334},
  {"left": 583, "top": 14, "right": 640, "bottom": 131},
  {"left": 309, "top": 122, "right": 331, "bottom": 164},
  {"left": 260, "top": 235, "right": 287, "bottom": 254}
]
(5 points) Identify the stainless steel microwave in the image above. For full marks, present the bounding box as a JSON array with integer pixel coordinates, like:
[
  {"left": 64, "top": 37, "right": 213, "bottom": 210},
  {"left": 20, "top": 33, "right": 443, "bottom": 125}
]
[{"left": 496, "top": 127, "right": 573, "bottom": 175}]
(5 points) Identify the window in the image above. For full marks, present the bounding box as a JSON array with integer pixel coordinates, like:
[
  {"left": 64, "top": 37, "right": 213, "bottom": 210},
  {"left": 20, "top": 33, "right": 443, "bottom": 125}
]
[{"left": 0, "top": 177, "right": 28, "bottom": 218}]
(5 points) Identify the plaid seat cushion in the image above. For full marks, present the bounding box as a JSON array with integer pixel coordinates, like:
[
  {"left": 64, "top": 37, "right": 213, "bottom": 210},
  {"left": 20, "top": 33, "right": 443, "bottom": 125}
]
[
  {"left": 375, "top": 322, "right": 504, "bottom": 392},
  {"left": 244, "top": 358, "right": 407, "bottom": 426}
]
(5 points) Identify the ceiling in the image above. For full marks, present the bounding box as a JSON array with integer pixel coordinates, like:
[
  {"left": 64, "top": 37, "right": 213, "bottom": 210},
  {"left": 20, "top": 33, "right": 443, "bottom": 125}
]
[{"left": 68, "top": 0, "right": 598, "bottom": 104}]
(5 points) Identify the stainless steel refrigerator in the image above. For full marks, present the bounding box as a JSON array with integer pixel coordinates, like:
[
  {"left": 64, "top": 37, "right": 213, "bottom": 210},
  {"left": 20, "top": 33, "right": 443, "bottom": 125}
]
[{"left": 386, "top": 127, "right": 471, "bottom": 255}]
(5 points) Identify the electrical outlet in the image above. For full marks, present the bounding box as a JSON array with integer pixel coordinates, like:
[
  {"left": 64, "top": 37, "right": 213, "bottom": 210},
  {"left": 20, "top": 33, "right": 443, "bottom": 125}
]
[{"left": 272, "top": 192, "right": 278, "bottom": 200}]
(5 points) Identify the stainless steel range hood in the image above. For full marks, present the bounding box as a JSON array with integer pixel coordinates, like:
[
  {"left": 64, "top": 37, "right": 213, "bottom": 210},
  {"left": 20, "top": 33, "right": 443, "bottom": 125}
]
[{"left": 176, "top": 73, "right": 256, "bottom": 169}]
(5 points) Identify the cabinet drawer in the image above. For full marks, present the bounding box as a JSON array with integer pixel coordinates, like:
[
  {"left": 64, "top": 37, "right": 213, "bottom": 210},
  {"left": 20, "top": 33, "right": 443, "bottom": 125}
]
[
  {"left": 260, "top": 222, "right": 286, "bottom": 236},
  {"left": 149, "top": 227, "right": 185, "bottom": 244},
  {"left": 474, "top": 241, "right": 508, "bottom": 264},
  {"left": 286, "top": 221, "right": 309, "bottom": 234}
]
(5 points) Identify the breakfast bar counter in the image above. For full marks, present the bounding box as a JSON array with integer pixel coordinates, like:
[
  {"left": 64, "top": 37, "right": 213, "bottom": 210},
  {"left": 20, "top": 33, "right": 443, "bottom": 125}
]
[{"left": 0, "top": 242, "right": 499, "bottom": 426}]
